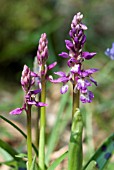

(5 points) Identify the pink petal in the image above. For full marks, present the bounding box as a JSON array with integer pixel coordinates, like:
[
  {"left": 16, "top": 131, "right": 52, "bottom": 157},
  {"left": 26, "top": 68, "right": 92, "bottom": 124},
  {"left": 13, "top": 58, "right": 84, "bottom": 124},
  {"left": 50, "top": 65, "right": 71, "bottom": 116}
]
[
  {"left": 47, "top": 62, "right": 57, "bottom": 70},
  {"left": 10, "top": 108, "right": 23, "bottom": 115}
]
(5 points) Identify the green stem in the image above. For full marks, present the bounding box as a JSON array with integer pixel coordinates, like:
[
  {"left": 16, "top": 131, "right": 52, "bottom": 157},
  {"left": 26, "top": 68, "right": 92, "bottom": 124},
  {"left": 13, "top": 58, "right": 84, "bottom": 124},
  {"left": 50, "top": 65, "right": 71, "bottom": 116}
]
[
  {"left": 39, "top": 67, "right": 46, "bottom": 170},
  {"left": 26, "top": 104, "right": 32, "bottom": 170},
  {"left": 35, "top": 96, "right": 40, "bottom": 149},
  {"left": 72, "top": 87, "right": 80, "bottom": 118},
  {"left": 68, "top": 83, "right": 83, "bottom": 170}
]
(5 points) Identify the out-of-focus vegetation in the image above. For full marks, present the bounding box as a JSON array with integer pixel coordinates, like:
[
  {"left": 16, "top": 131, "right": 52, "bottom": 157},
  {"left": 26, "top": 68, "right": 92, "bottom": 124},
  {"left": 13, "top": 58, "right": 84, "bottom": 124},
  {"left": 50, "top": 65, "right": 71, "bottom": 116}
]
[
  {"left": 0, "top": 0, "right": 114, "bottom": 83},
  {"left": 0, "top": 0, "right": 114, "bottom": 169}
]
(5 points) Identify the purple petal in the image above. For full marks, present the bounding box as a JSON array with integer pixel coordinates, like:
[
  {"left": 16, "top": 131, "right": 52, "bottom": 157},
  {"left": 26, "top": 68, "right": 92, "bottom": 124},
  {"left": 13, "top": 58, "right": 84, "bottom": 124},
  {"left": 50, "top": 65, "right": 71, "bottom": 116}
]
[
  {"left": 80, "top": 68, "right": 98, "bottom": 77},
  {"left": 28, "top": 101, "right": 47, "bottom": 107},
  {"left": 69, "top": 30, "right": 74, "bottom": 38},
  {"left": 74, "top": 37, "right": 79, "bottom": 44},
  {"left": 80, "top": 91, "right": 94, "bottom": 103},
  {"left": 60, "top": 84, "right": 69, "bottom": 94},
  {"left": 35, "top": 102, "right": 48, "bottom": 107},
  {"left": 85, "top": 68, "right": 98, "bottom": 74},
  {"left": 31, "top": 71, "right": 38, "bottom": 77},
  {"left": 76, "top": 79, "right": 87, "bottom": 91},
  {"left": 90, "top": 76, "right": 97, "bottom": 86},
  {"left": 80, "top": 23, "right": 88, "bottom": 30},
  {"left": 47, "top": 62, "right": 57, "bottom": 70},
  {"left": 10, "top": 108, "right": 24, "bottom": 115},
  {"left": 81, "top": 35, "right": 86, "bottom": 44},
  {"left": 51, "top": 77, "right": 69, "bottom": 83},
  {"left": 59, "top": 52, "right": 69, "bottom": 58},
  {"left": 54, "top": 71, "right": 66, "bottom": 77},
  {"left": 65, "top": 40, "right": 74, "bottom": 50},
  {"left": 27, "top": 101, "right": 36, "bottom": 105},
  {"left": 30, "top": 89, "right": 41, "bottom": 94},
  {"left": 67, "top": 58, "right": 77, "bottom": 67},
  {"left": 82, "top": 52, "right": 96, "bottom": 60},
  {"left": 78, "top": 30, "right": 83, "bottom": 38}
]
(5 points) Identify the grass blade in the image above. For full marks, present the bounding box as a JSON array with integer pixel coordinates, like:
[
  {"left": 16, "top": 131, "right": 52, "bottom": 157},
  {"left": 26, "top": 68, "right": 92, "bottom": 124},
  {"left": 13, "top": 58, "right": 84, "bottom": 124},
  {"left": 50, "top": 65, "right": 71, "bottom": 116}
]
[
  {"left": 0, "top": 114, "right": 38, "bottom": 155},
  {"left": 83, "top": 133, "right": 114, "bottom": 170}
]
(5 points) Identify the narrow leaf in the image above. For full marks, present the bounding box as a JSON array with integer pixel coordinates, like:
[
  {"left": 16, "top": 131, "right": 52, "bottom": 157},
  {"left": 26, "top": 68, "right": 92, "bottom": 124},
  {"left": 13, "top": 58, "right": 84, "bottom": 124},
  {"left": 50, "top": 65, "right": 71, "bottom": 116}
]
[
  {"left": 0, "top": 139, "right": 19, "bottom": 160},
  {"left": 0, "top": 114, "right": 38, "bottom": 155},
  {"left": 47, "top": 151, "right": 68, "bottom": 170},
  {"left": 83, "top": 133, "right": 114, "bottom": 170},
  {"left": 0, "top": 160, "right": 17, "bottom": 167},
  {"left": 30, "top": 156, "right": 38, "bottom": 170}
]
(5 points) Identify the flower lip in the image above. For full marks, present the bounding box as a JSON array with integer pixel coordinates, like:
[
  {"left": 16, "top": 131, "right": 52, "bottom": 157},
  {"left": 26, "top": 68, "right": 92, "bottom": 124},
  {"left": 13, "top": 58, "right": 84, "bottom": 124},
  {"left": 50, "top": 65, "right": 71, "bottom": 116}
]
[
  {"left": 67, "top": 58, "right": 77, "bottom": 67},
  {"left": 70, "top": 64, "right": 81, "bottom": 73},
  {"left": 60, "top": 84, "right": 69, "bottom": 94},
  {"left": 80, "top": 91, "right": 94, "bottom": 103}
]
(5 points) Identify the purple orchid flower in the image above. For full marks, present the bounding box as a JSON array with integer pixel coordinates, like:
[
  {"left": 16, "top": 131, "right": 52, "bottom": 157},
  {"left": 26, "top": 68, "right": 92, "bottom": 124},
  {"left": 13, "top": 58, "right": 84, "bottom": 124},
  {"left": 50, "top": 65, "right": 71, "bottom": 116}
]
[
  {"left": 50, "top": 71, "right": 72, "bottom": 94},
  {"left": 80, "top": 91, "right": 94, "bottom": 103},
  {"left": 10, "top": 65, "right": 47, "bottom": 115},
  {"left": 34, "top": 33, "right": 57, "bottom": 86},
  {"left": 52, "top": 12, "right": 98, "bottom": 103}
]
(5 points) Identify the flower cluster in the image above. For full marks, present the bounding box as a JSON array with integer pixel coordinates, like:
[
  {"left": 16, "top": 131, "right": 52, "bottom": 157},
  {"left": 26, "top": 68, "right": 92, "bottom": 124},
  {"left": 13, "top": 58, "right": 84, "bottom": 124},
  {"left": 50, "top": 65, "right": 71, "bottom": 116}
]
[
  {"left": 34, "top": 33, "right": 57, "bottom": 88},
  {"left": 105, "top": 42, "right": 114, "bottom": 60},
  {"left": 10, "top": 65, "right": 47, "bottom": 115},
  {"left": 51, "top": 12, "right": 98, "bottom": 103},
  {"left": 10, "top": 33, "right": 57, "bottom": 115}
]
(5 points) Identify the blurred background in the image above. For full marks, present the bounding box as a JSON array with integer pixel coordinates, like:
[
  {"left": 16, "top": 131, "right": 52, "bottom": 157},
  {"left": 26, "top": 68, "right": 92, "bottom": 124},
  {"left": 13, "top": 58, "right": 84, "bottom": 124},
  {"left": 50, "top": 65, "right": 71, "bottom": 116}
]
[{"left": 0, "top": 0, "right": 114, "bottom": 169}]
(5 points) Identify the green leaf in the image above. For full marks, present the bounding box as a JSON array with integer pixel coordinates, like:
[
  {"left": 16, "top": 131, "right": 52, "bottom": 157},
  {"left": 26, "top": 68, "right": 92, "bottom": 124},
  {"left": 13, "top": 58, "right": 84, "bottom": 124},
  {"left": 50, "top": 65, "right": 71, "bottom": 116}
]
[
  {"left": 83, "top": 133, "right": 114, "bottom": 170},
  {"left": 47, "top": 151, "right": 68, "bottom": 170},
  {"left": 15, "top": 153, "right": 27, "bottom": 159},
  {"left": 0, "top": 115, "right": 38, "bottom": 155},
  {"left": 0, "top": 139, "right": 19, "bottom": 160},
  {"left": 0, "top": 159, "right": 17, "bottom": 167},
  {"left": 0, "top": 159, "right": 26, "bottom": 170},
  {"left": 0, "top": 139, "right": 26, "bottom": 169},
  {"left": 30, "top": 156, "right": 38, "bottom": 170}
]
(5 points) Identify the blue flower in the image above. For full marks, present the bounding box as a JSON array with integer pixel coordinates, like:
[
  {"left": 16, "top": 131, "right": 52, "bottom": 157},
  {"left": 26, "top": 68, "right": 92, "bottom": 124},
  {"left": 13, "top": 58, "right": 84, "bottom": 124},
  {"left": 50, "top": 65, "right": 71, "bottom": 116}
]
[{"left": 105, "top": 42, "right": 114, "bottom": 60}]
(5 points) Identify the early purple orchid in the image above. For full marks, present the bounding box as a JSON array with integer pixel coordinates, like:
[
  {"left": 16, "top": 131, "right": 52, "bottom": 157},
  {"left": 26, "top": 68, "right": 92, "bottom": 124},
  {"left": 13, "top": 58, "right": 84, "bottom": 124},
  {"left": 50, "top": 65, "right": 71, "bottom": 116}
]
[
  {"left": 33, "top": 33, "right": 57, "bottom": 88},
  {"left": 10, "top": 65, "right": 47, "bottom": 115},
  {"left": 105, "top": 42, "right": 114, "bottom": 60},
  {"left": 52, "top": 12, "right": 98, "bottom": 103}
]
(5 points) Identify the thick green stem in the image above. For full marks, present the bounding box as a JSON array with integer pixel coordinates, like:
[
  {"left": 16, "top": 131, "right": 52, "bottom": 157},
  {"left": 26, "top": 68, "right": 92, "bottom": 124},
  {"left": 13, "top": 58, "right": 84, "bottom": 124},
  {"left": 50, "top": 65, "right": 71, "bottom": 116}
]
[
  {"left": 39, "top": 67, "right": 46, "bottom": 170},
  {"left": 68, "top": 82, "right": 83, "bottom": 170},
  {"left": 72, "top": 88, "right": 80, "bottom": 118},
  {"left": 26, "top": 105, "right": 32, "bottom": 170}
]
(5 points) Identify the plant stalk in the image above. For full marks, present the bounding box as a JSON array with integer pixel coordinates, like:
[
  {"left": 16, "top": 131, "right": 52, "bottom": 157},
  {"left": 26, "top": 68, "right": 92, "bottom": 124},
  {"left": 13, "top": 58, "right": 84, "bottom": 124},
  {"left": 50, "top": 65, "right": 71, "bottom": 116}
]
[
  {"left": 39, "top": 66, "right": 46, "bottom": 170},
  {"left": 68, "top": 82, "right": 83, "bottom": 170},
  {"left": 35, "top": 94, "right": 41, "bottom": 149},
  {"left": 26, "top": 104, "right": 32, "bottom": 170}
]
